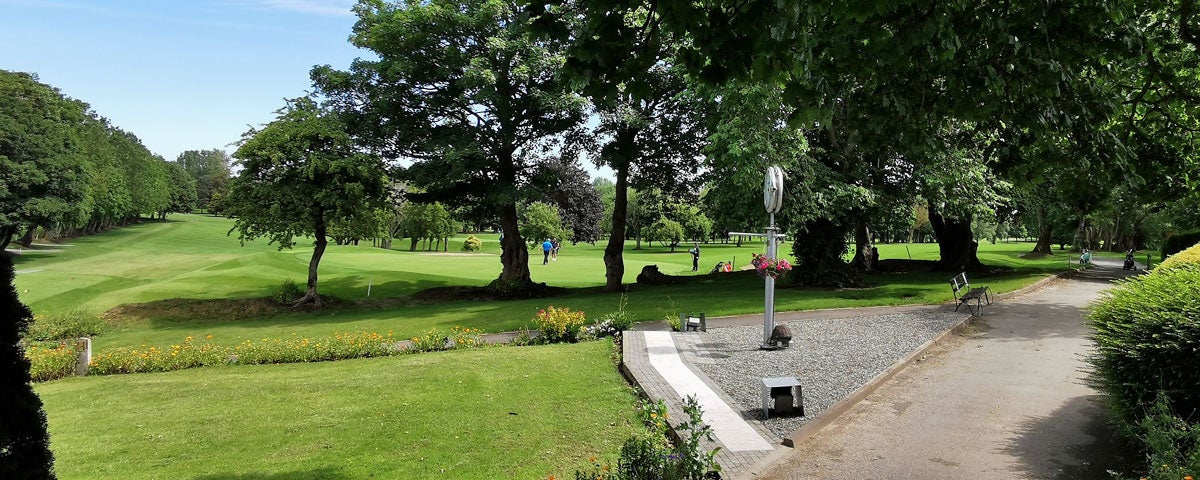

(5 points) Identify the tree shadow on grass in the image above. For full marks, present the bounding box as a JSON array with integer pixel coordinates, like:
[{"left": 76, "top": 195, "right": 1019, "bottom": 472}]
[{"left": 192, "top": 467, "right": 350, "bottom": 480}]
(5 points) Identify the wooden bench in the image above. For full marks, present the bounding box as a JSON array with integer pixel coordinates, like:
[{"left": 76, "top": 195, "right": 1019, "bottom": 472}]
[{"left": 950, "top": 272, "right": 991, "bottom": 317}]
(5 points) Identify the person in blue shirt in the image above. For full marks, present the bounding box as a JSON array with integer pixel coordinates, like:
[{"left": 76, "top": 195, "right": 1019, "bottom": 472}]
[{"left": 542, "top": 239, "right": 552, "bottom": 265}]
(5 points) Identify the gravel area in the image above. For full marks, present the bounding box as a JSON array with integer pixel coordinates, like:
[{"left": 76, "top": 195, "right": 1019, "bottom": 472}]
[{"left": 691, "top": 310, "right": 967, "bottom": 439}]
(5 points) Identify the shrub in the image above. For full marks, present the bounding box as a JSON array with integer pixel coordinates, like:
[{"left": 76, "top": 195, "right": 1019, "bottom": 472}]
[
  {"left": 27, "top": 309, "right": 105, "bottom": 341},
  {"left": 1088, "top": 266, "right": 1200, "bottom": 430},
  {"left": 462, "top": 235, "right": 483, "bottom": 252},
  {"left": 409, "top": 329, "right": 449, "bottom": 352},
  {"left": 533, "top": 306, "right": 587, "bottom": 343},
  {"left": 1129, "top": 393, "right": 1200, "bottom": 480},
  {"left": 585, "top": 320, "right": 621, "bottom": 340},
  {"left": 574, "top": 396, "right": 721, "bottom": 480},
  {"left": 407, "top": 327, "right": 486, "bottom": 352},
  {"left": 25, "top": 341, "right": 77, "bottom": 382},
  {"left": 602, "top": 293, "right": 635, "bottom": 332},
  {"left": 272, "top": 278, "right": 303, "bottom": 304},
  {"left": 509, "top": 327, "right": 535, "bottom": 346},
  {"left": 1162, "top": 230, "right": 1200, "bottom": 261},
  {"left": 1158, "top": 241, "right": 1200, "bottom": 271}
]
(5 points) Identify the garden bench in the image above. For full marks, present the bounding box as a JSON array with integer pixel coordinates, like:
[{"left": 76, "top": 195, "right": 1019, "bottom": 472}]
[{"left": 950, "top": 272, "right": 991, "bottom": 317}]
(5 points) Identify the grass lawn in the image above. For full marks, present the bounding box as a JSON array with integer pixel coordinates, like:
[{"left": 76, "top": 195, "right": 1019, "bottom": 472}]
[
  {"left": 14, "top": 214, "right": 1080, "bottom": 352},
  {"left": 36, "top": 340, "right": 639, "bottom": 480},
  {"left": 19, "top": 215, "right": 1089, "bottom": 479}
]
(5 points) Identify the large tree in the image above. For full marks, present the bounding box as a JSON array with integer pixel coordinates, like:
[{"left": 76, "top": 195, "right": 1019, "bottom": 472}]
[
  {"left": 226, "top": 97, "right": 387, "bottom": 307},
  {"left": 528, "top": 158, "right": 603, "bottom": 244},
  {"left": 313, "top": 0, "right": 586, "bottom": 293}
]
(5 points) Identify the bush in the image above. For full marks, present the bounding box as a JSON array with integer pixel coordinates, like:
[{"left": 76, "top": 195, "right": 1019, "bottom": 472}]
[
  {"left": 533, "top": 306, "right": 587, "bottom": 343},
  {"left": 574, "top": 396, "right": 721, "bottom": 480},
  {"left": 589, "top": 294, "right": 634, "bottom": 338},
  {"left": 27, "top": 309, "right": 105, "bottom": 341},
  {"left": 272, "top": 278, "right": 303, "bottom": 304},
  {"left": 1088, "top": 266, "right": 1200, "bottom": 426},
  {"left": 1129, "top": 393, "right": 1200, "bottom": 480},
  {"left": 1158, "top": 241, "right": 1200, "bottom": 271},
  {"left": 1161, "top": 230, "right": 1200, "bottom": 261},
  {"left": 25, "top": 341, "right": 77, "bottom": 382},
  {"left": 462, "top": 235, "right": 483, "bottom": 252},
  {"left": 408, "top": 327, "right": 484, "bottom": 352}
]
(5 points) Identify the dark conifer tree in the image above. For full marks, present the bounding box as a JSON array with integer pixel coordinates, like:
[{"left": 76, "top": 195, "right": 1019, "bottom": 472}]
[{"left": 0, "top": 254, "right": 57, "bottom": 479}]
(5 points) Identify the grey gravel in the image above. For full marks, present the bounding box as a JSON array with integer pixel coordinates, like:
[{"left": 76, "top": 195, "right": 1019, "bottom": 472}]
[{"left": 689, "top": 310, "right": 967, "bottom": 440}]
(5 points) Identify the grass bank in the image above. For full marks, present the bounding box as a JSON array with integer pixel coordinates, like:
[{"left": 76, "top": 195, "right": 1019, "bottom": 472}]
[{"left": 36, "top": 340, "right": 637, "bottom": 480}]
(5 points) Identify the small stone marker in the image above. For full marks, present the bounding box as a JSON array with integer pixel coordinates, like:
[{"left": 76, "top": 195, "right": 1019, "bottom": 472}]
[{"left": 75, "top": 337, "right": 91, "bottom": 376}]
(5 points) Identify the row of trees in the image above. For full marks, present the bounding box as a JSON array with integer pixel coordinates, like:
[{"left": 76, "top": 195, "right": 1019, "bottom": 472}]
[
  {"left": 221, "top": 0, "right": 1199, "bottom": 300},
  {"left": 0, "top": 70, "right": 250, "bottom": 251}
]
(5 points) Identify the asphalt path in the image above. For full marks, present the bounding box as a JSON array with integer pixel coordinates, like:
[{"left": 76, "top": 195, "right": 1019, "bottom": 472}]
[{"left": 754, "top": 256, "right": 1142, "bottom": 480}]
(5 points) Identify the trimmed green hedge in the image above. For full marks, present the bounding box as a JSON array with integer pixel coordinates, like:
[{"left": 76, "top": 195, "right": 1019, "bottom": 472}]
[
  {"left": 1088, "top": 241, "right": 1200, "bottom": 479},
  {"left": 1088, "top": 266, "right": 1200, "bottom": 423}
]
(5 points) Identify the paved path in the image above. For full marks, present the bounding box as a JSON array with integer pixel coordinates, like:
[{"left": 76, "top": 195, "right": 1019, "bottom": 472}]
[{"left": 752, "top": 258, "right": 1141, "bottom": 479}]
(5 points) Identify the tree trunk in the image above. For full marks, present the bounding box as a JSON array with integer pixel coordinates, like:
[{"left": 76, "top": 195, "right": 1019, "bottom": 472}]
[
  {"left": 929, "top": 205, "right": 984, "bottom": 272},
  {"left": 497, "top": 202, "right": 531, "bottom": 285},
  {"left": 1030, "top": 203, "right": 1053, "bottom": 256},
  {"left": 1073, "top": 214, "right": 1088, "bottom": 252},
  {"left": 0, "top": 225, "right": 14, "bottom": 252},
  {"left": 294, "top": 212, "right": 327, "bottom": 308},
  {"left": 380, "top": 237, "right": 392, "bottom": 250},
  {"left": 602, "top": 131, "right": 634, "bottom": 293},
  {"left": 409, "top": 237, "right": 418, "bottom": 251},
  {"left": 851, "top": 217, "right": 876, "bottom": 272},
  {"left": 17, "top": 226, "right": 35, "bottom": 248}
]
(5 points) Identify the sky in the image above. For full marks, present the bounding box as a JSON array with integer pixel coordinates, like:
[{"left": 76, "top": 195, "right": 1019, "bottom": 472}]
[
  {"left": 1, "top": 0, "right": 614, "bottom": 178},
  {"left": 1, "top": 0, "right": 362, "bottom": 161}
]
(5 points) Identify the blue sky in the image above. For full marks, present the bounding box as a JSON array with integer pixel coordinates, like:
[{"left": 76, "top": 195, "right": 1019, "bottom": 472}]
[{"left": 1, "top": 0, "right": 362, "bottom": 161}]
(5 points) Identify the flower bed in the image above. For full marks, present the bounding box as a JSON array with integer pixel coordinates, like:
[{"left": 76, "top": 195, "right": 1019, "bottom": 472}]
[{"left": 28, "top": 328, "right": 487, "bottom": 380}]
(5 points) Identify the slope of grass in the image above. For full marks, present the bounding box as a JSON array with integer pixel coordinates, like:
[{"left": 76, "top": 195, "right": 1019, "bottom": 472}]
[{"left": 36, "top": 341, "right": 638, "bottom": 480}]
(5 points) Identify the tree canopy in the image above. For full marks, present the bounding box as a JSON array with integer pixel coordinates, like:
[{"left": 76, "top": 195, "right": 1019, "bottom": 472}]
[
  {"left": 227, "top": 97, "right": 388, "bottom": 306},
  {"left": 313, "top": 0, "right": 586, "bottom": 292}
]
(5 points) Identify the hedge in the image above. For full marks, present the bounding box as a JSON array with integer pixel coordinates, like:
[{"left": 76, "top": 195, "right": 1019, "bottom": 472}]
[
  {"left": 1088, "top": 241, "right": 1200, "bottom": 479},
  {"left": 1161, "top": 230, "right": 1200, "bottom": 261}
]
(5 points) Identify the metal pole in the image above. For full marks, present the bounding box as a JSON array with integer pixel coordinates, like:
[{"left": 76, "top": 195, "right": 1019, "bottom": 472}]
[{"left": 763, "top": 213, "right": 777, "bottom": 347}]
